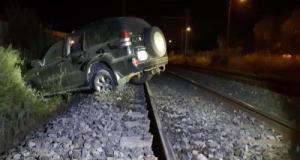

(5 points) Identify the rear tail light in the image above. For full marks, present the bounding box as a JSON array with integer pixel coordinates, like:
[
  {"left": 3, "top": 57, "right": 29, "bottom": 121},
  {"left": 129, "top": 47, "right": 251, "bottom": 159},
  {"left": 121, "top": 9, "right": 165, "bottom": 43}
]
[
  {"left": 120, "top": 30, "right": 131, "bottom": 47},
  {"left": 132, "top": 58, "right": 140, "bottom": 67},
  {"left": 122, "top": 31, "right": 130, "bottom": 39}
]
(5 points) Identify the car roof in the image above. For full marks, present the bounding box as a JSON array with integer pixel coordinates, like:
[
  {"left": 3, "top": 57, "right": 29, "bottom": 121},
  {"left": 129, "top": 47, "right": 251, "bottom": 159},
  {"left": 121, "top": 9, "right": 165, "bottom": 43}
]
[{"left": 71, "top": 17, "right": 150, "bottom": 34}]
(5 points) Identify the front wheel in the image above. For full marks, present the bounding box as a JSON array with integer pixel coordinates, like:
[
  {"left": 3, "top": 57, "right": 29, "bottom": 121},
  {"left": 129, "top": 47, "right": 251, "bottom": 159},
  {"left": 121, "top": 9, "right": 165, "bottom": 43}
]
[
  {"left": 130, "top": 73, "right": 153, "bottom": 85},
  {"left": 90, "top": 64, "right": 117, "bottom": 93}
]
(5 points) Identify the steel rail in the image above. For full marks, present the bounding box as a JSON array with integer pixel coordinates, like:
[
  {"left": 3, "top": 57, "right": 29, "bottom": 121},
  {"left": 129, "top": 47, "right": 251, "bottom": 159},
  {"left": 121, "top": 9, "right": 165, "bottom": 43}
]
[{"left": 144, "top": 82, "right": 176, "bottom": 160}]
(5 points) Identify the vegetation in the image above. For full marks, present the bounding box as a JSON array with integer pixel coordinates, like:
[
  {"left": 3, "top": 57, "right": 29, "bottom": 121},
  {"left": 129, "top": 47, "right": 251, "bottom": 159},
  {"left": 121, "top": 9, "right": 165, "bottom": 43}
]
[
  {"left": 169, "top": 9, "right": 300, "bottom": 81},
  {"left": 0, "top": 46, "right": 61, "bottom": 153},
  {"left": 169, "top": 51, "right": 300, "bottom": 81},
  {"left": 254, "top": 10, "right": 300, "bottom": 54},
  {"left": 0, "top": 5, "right": 72, "bottom": 153},
  {"left": 4, "top": 6, "right": 57, "bottom": 72}
]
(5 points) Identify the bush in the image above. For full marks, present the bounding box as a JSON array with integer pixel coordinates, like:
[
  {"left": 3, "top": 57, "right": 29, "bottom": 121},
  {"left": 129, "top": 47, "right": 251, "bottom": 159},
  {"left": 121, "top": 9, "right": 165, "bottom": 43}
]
[
  {"left": 0, "top": 46, "right": 60, "bottom": 153},
  {"left": 209, "top": 52, "right": 229, "bottom": 66},
  {"left": 168, "top": 49, "right": 300, "bottom": 81},
  {"left": 168, "top": 53, "right": 186, "bottom": 64}
]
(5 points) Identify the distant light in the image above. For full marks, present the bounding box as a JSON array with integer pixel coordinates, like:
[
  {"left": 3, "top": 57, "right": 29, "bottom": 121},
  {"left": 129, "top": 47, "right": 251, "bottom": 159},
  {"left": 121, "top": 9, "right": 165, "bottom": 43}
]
[
  {"left": 70, "top": 40, "right": 75, "bottom": 44},
  {"left": 168, "top": 40, "right": 172, "bottom": 44},
  {"left": 186, "top": 26, "right": 191, "bottom": 32},
  {"left": 282, "top": 54, "right": 292, "bottom": 59},
  {"left": 240, "top": 0, "right": 246, "bottom": 3}
]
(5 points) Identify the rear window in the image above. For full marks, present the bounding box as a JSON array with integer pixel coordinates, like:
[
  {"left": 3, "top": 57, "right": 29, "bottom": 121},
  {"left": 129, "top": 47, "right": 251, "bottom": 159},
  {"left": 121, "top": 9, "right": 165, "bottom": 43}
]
[
  {"left": 119, "top": 18, "right": 151, "bottom": 35},
  {"left": 85, "top": 18, "right": 150, "bottom": 47}
]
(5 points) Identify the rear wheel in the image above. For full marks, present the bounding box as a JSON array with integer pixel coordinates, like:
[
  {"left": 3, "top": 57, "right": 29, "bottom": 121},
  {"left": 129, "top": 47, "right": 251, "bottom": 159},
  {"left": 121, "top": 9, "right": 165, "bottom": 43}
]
[
  {"left": 130, "top": 73, "right": 153, "bottom": 85},
  {"left": 90, "top": 64, "right": 117, "bottom": 93}
]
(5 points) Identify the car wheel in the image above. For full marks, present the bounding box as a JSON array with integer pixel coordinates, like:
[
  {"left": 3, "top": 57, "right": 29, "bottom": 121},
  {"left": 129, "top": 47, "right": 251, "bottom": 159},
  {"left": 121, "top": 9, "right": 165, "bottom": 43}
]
[
  {"left": 130, "top": 73, "right": 153, "bottom": 85},
  {"left": 90, "top": 64, "right": 117, "bottom": 93}
]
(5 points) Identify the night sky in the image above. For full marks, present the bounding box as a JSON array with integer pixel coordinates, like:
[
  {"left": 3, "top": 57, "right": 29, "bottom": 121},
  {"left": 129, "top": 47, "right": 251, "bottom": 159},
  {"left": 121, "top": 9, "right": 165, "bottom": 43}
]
[{"left": 1, "top": 0, "right": 300, "bottom": 50}]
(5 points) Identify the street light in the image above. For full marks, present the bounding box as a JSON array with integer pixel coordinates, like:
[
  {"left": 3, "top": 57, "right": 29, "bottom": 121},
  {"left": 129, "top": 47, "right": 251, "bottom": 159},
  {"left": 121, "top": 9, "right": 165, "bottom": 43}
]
[
  {"left": 185, "top": 26, "right": 191, "bottom": 55},
  {"left": 226, "top": 0, "right": 246, "bottom": 48},
  {"left": 186, "top": 27, "right": 191, "bottom": 32}
]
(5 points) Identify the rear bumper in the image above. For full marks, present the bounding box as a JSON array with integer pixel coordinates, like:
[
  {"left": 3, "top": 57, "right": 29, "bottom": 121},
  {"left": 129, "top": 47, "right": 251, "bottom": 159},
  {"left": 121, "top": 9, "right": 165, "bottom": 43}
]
[
  {"left": 117, "top": 56, "right": 168, "bottom": 85},
  {"left": 138, "top": 56, "right": 168, "bottom": 71}
]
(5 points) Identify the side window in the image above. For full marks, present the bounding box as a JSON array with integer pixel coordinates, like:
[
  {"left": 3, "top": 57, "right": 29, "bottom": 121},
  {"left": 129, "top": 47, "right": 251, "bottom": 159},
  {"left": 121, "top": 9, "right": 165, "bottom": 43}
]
[
  {"left": 86, "top": 24, "right": 113, "bottom": 47},
  {"left": 44, "top": 40, "right": 63, "bottom": 65}
]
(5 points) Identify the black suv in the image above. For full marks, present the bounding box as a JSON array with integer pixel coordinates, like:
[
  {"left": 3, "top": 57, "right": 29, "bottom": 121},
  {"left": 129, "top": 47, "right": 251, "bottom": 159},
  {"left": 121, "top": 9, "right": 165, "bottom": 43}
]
[{"left": 25, "top": 17, "right": 168, "bottom": 94}]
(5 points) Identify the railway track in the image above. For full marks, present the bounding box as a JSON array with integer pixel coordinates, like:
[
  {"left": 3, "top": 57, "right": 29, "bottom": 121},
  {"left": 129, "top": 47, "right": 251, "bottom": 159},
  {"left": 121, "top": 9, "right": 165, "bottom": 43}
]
[
  {"left": 144, "top": 83, "right": 176, "bottom": 160},
  {"left": 169, "top": 64, "right": 300, "bottom": 96},
  {"left": 146, "top": 72, "right": 296, "bottom": 159},
  {"left": 2, "top": 85, "right": 157, "bottom": 159},
  {"left": 1, "top": 75, "right": 296, "bottom": 159},
  {"left": 1, "top": 83, "right": 175, "bottom": 160},
  {"left": 166, "top": 70, "right": 296, "bottom": 139}
]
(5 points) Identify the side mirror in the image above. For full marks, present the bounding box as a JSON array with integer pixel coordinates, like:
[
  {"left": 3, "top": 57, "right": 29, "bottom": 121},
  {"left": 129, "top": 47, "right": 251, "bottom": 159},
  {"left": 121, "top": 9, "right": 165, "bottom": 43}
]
[{"left": 31, "top": 60, "right": 43, "bottom": 68}]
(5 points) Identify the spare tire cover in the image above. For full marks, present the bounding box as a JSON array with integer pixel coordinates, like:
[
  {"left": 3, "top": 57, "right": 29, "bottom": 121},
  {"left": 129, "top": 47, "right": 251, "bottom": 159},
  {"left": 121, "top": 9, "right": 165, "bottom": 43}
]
[{"left": 143, "top": 26, "right": 167, "bottom": 57}]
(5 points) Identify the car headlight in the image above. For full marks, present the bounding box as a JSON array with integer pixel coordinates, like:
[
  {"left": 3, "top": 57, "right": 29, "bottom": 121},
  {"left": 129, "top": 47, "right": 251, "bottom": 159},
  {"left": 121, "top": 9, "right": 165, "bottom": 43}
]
[{"left": 137, "top": 50, "right": 149, "bottom": 61}]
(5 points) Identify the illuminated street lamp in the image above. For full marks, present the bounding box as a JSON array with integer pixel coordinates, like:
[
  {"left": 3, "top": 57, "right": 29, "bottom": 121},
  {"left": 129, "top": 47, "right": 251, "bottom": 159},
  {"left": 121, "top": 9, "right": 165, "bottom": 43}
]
[
  {"left": 227, "top": 0, "right": 246, "bottom": 48},
  {"left": 186, "top": 27, "right": 191, "bottom": 32},
  {"left": 185, "top": 26, "right": 191, "bottom": 55}
]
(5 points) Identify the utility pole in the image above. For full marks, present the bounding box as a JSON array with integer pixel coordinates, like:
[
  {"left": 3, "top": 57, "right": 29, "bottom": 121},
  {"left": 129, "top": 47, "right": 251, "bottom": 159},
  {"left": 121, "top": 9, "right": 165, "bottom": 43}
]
[
  {"left": 181, "top": 29, "right": 184, "bottom": 54},
  {"left": 226, "top": 0, "right": 232, "bottom": 49},
  {"left": 227, "top": 0, "right": 246, "bottom": 49},
  {"left": 161, "top": 13, "right": 191, "bottom": 55},
  {"left": 162, "top": 16, "right": 186, "bottom": 54},
  {"left": 184, "top": 10, "right": 190, "bottom": 56}
]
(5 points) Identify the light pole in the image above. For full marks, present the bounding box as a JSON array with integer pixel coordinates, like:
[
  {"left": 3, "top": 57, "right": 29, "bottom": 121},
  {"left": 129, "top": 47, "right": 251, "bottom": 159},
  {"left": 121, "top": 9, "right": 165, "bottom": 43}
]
[
  {"left": 161, "top": 16, "right": 186, "bottom": 54},
  {"left": 185, "top": 26, "right": 191, "bottom": 55},
  {"left": 226, "top": 0, "right": 246, "bottom": 48},
  {"left": 226, "top": 0, "right": 232, "bottom": 48}
]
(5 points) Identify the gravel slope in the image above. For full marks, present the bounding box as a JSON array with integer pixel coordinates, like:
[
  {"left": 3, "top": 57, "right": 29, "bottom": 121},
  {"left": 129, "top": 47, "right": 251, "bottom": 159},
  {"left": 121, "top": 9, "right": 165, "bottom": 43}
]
[
  {"left": 149, "top": 74, "right": 292, "bottom": 160},
  {"left": 1, "top": 85, "right": 156, "bottom": 160}
]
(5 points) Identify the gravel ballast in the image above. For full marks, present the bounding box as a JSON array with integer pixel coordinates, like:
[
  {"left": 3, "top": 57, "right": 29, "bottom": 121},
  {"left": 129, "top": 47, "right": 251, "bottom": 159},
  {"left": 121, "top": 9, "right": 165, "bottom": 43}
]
[
  {"left": 149, "top": 74, "right": 292, "bottom": 160},
  {"left": 1, "top": 85, "right": 156, "bottom": 160},
  {"left": 169, "top": 67, "right": 299, "bottom": 125}
]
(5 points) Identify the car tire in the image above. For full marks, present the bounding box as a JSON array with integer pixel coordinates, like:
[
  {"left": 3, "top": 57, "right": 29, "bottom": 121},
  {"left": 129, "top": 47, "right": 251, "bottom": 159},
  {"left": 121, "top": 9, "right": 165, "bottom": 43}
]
[
  {"left": 90, "top": 64, "right": 117, "bottom": 92},
  {"left": 143, "top": 26, "right": 167, "bottom": 58},
  {"left": 130, "top": 73, "right": 153, "bottom": 85}
]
